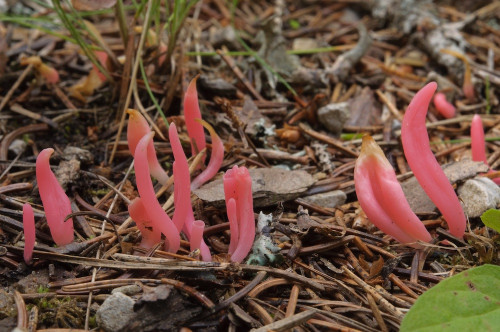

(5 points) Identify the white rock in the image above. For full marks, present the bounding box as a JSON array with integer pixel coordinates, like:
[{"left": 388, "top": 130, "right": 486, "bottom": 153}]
[
  {"left": 317, "top": 102, "right": 350, "bottom": 135},
  {"left": 302, "top": 190, "right": 347, "bottom": 209},
  {"left": 458, "top": 177, "right": 500, "bottom": 218},
  {"left": 96, "top": 292, "right": 135, "bottom": 332}
]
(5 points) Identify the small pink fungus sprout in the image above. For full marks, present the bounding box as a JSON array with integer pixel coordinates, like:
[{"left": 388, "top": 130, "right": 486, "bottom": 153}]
[
  {"left": 433, "top": 92, "right": 455, "bottom": 119},
  {"left": 471, "top": 115, "right": 500, "bottom": 185}
]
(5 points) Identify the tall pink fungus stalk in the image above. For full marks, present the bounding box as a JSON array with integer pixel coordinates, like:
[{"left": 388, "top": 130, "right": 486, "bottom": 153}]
[
  {"left": 22, "top": 203, "right": 35, "bottom": 264},
  {"left": 223, "top": 165, "right": 255, "bottom": 263},
  {"left": 169, "top": 123, "right": 212, "bottom": 261},
  {"left": 128, "top": 197, "right": 161, "bottom": 249},
  {"left": 127, "top": 109, "right": 169, "bottom": 185},
  {"left": 354, "top": 135, "right": 431, "bottom": 246},
  {"left": 134, "top": 132, "right": 180, "bottom": 253},
  {"left": 433, "top": 92, "right": 455, "bottom": 119},
  {"left": 36, "top": 148, "right": 74, "bottom": 246},
  {"left": 184, "top": 76, "right": 206, "bottom": 159},
  {"left": 471, "top": 115, "right": 500, "bottom": 185},
  {"left": 401, "top": 82, "right": 466, "bottom": 238},
  {"left": 191, "top": 119, "right": 224, "bottom": 190}
]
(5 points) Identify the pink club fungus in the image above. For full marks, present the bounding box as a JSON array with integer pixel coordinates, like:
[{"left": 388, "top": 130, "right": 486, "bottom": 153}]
[
  {"left": 22, "top": 203, "right": 35, "bottom": 264},
  {"left": 471, "top": 115, "right": 500, "bottom": 185},
  {"left": 127, "top": 109, "right": 169, "bottom": 185},
  {"left": 354, "top": 135, "right": 431, "bottom": 246},
  {"left": 223, "top": 165, "right": 255, "bottom": 263},
  {"left": 190, "top": 220, "right": 206, "bottom": 253},
  {"left": 169, "top": 123, "right": 211, "bottom": 261},
  {"left": 471, "top": 115, "right": 488, "bottom": 165},
  {"left": 128, "top": 197, "right": 161, "bottom": 249},
  {"left": 184, "top": 76, "right": 206, "bottom": 158},
  {"left": 21, "top": 56, "right": 59, "bottom": 84},
  {"left": 401, "top": 82, "right": 466, "bottom": 238},
  {"left": 433, "top": 92, "right": 456, "bottom": 119},
  {"left": 36, "top": 148, "right": 74, "bottom": 245},
  {"left": 191, "top": 119, "right": 224, "bottom": 190},
  {"left": 134, "top": 132, "right": 180, "bottom": 253}
]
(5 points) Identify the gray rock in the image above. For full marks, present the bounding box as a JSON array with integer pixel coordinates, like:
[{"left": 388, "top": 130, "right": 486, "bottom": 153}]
[
  {"left": 458, "top": 177, "right": 500, "bottom": 218},
  {"left": 96, "top": 292, "right": 135, "bottom": 332},
  {"left": 61, "top": 146, "right": 94, "bottom": 164},
  {"left": 111, "top": 284, "right": 142, "bottom": 296},
  {"left": 402, "top": 160, "right": 490, "bottom": 214},
  {"left": 317, "top": 102, "right": 350, "bottom": 135},
  {"left": 302, "top": 190, "right": 347, "bottom": 209}
]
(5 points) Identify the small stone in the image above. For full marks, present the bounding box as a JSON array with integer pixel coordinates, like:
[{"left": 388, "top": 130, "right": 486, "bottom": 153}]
[
  {"left": 96, "top": 292, "right": 135, "bottom": 332},
  {"left": 61, "top": 146, "right": 94, "bottom": 164},
  {"left": 302, "top": 190, "right": 347, "bottom": 209},
  {"left": 8, "top": 139, "right": 26, "bottom": 156},
  {"left": 458, "top": 177, "right": 500, "bottom": 218},
  {"left": 317, "top": 102, "right": 350, "bottom": 135},
  {"left": 111, "top": 284, "right": 142, "bottom": 296},
  {"left": 292, "top": 38, "right": 318, "bottom": 51}
]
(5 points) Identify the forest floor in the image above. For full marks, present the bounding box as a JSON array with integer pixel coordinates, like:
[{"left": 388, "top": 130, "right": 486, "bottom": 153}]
[{"left": 0, "top": 0, "right": 499, "bottom": 331}]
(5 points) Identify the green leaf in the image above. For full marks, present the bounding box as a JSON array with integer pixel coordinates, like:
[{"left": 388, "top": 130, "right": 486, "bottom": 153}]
[
  {"left": 400, "top": 264, "right": 500, "bottom": 332},
  {"left": 481, "top": 209, "right": 500, "bottom": 232}
]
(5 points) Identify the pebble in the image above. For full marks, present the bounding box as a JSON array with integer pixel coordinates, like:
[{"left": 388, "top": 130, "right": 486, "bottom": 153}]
[
  {"left": 96, "top": 292, "right": 135, "bottom": 332},
  {"left": 317, "top": 102, "right": 350, "bottom": 135},
  {"left": 302, "top": 190, "right": 347, "bottom": 209},
  {"left": 458, "top": 177, "right": 500, "bottom": 218}
]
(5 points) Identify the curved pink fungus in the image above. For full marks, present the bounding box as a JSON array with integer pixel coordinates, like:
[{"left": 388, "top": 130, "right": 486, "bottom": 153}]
[
  {"left": 191, "top": 119, "right": 224, "bottom": 190},
  {"left": 36, "top": 148, "right": 74, "bottom": 246},
  {"left": 433, "top": 92, "right": 456, "bottom": 119},
  {"left": 127, "top": 109, "right": 169, "bottom": 185},
  {"left": 134, "top": 132, "right": 180, "bottom": 253},
  {"left": 184, "top": 76, "right": 206, "bottom": 158},
  {"left": 354, "top": 135, "right": 431, "bottom": 246},
  {"left": 401, "top": 82, "right": 466, "bottom": 238},
  {"left": 128, "top": 197, "right": 161, "bottom": 249},
  {"left": 169, "top": 123, "right": 211, "bottom": 261},
  {"left": 223, "top": 165, "right": 255, "bottom": 263},
  {"left": 22, "top": 203, "right": 36, "bottom": 264}
]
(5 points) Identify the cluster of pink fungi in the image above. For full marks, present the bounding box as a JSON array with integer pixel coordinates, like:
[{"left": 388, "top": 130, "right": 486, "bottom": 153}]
[
  {"left": 355, "top": 82, "right": 498, "bottom": 247},
  {"left": 22, "top": 79, "right": 498, "bottom": 261},
  {"left": 22, "top": 77, "right": 255, "bottom": 264}
]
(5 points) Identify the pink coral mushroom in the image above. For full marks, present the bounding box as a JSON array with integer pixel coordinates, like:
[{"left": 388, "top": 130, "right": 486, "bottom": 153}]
[
  {"left": 223, "top": 165, "right": 255, "bottom": 262},
  {"left": 36, "top": 148, "right": 74, "bottom": 246},
  {"left": 354, "top": 135, "right": 431, "bottom": 246},
  {"left": 134, "top": 132, "right": 180, "bottom": 253},
  {"left": 401, "top": 82, "right": 466, "bottom": 238}
]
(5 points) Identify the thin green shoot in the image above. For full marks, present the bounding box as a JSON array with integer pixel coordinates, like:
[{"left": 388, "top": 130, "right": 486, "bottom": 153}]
[
  {"left": 236, "top": 35, "right": 298, "bottom": 97},
  {"left": 485, "top": 76, "right": 491, "bottom": 115},
  {"left": 139, "top": 57, "right": 168, "bottom": 127}
]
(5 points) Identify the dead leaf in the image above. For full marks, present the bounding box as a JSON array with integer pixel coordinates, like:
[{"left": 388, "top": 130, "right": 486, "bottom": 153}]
[{"left": 71, "top": 0, "right": 116, "bottom": 11}]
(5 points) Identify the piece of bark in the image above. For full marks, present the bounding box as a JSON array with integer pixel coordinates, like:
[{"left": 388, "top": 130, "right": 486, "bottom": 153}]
[{"left": 193, "top": 168, "right": 315, "bottom": 208}]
